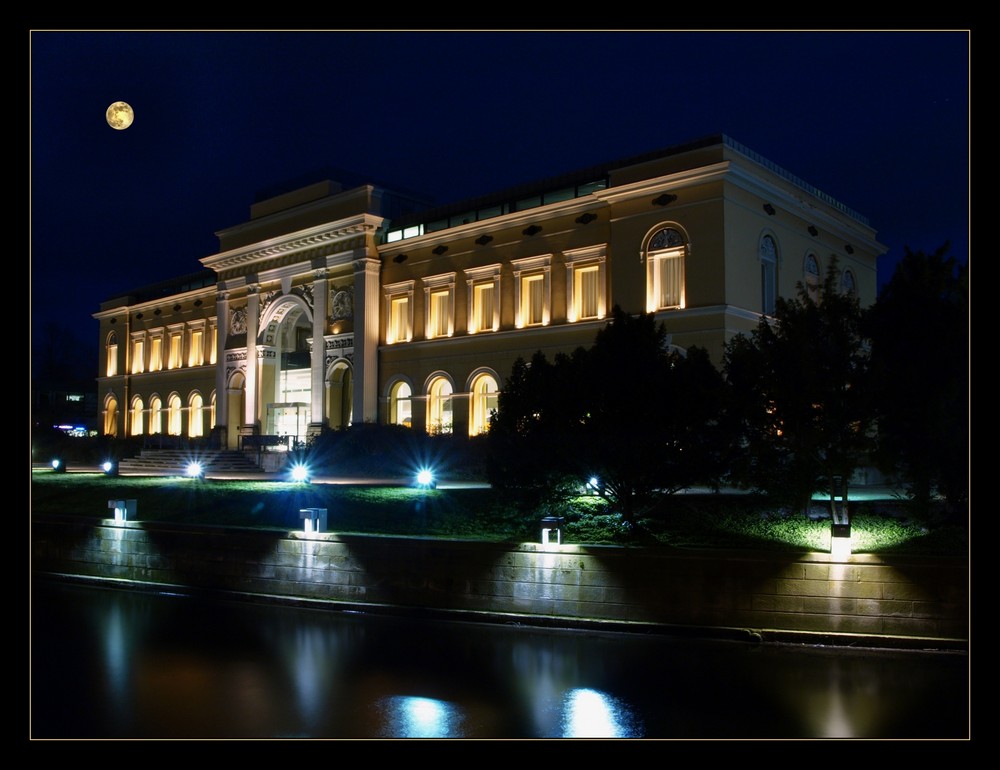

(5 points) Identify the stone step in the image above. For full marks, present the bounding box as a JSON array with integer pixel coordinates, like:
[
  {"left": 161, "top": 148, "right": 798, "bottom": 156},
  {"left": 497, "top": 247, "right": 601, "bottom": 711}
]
[{"left": 118, "top": 449, "right": 264, "bottom": 476}]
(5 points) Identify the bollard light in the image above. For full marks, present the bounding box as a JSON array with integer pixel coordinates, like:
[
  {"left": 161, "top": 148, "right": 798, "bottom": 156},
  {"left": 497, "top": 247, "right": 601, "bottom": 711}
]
[
  {"left": 108, "top": 499, "right": 137, "bottom": 522},
  {"left": 51, "top": 458, "right": 66, "bottom": 473},
  {"left": 300, "top": 507, "right": 328, "bottom": 534},
  {"left": 541, "top": 516, "right": 565, "bottom": 546},
  {"left": 102, "top": 460, "right": 119, "bottom": 476}
]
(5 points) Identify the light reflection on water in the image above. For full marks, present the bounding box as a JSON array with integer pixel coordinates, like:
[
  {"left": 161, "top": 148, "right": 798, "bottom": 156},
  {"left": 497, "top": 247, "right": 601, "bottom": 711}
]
[{"left": 30, "top": 579, "right": 968, "bottom": 740}]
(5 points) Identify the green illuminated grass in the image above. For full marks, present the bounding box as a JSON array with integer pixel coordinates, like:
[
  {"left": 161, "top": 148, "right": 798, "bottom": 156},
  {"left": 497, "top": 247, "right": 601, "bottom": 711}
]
[{"left": 30, "top": 470, "right": 966, "bottom": 556}]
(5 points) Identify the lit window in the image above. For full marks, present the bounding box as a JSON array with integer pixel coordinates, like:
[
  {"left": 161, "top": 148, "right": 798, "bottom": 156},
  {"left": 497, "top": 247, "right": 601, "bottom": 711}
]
[
  {"left": 565, "top": 246, "right": 606, "bottom": 322},
  {"left": 168, "top": 332, "right": 183, "bottom": 369},
  {"left": 106, "top": 332, "right": 118, "bottom": 377},
  {"left": 130, "top": 397, "right": 144, "bottom": 436},
  {"left": 149, "top": 396, "right": 162, "bottom": 435},
  {"left": 423, "top": 274, "right": 455, "bottom": 339},
  {"left": 149, "top": 335, "right": 163, "bottom": 372},
  {"left": 130, "top": 337, "right": 144, "bottom": 374},
  {"left": 167, "top": 394, "right": 182, "bottom": 435},
  {"left": 465, "top": 264, "right": 501, "bottom": 333},
  {"left": 805, "top": 254, "right": 821, "bottom": 302},
  {"left": 427, "top": 376, "right": 453, "bottom": 434},
  {"left": 645, "top": 227, "right": 686, "bottom": 312},
  {"left": 188, "top": 328, "right": 204, "bottom": 367},
  {"left": 760, "top": 235, "right": 778, "bottom": 315},
  {"left": 384, "top": 281, "right": 414, "bottom": 344},
  {"left": 188, "top": 393, "right": 204, "bottom": 438},
  {"left": 469, "top": 373, "right": 499, "bottom": 436},
  {"left": 512, "top": 255, "right": 551, "bottom": 328},
  {"left": 104, "top": 396, "right": 118, "bottom": 437},
  {"left": 390, "top": 381, "right": 412, "bottom": 428}
]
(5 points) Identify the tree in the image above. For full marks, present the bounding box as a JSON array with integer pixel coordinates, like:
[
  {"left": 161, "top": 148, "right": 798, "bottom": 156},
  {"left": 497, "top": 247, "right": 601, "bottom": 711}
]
[
  {"left": 864, "top": 244, "right": 969, "bottom": 520},
  {"left": 722, "top": 258, "right": 874, "bottom": 514},
  {"left": 488, "top": 307, "right": 728, "bottom": 524}
]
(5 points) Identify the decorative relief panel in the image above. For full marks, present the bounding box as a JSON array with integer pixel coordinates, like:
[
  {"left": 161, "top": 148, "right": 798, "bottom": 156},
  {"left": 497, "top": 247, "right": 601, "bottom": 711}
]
[{"left": 331, "top": 288, "right": 354, "bottom": 320}]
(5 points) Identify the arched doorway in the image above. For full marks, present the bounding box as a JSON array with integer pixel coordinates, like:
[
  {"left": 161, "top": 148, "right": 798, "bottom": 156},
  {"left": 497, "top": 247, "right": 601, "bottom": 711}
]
[{"left": 259, "top": 300, "right": 313, "bottom": 443}]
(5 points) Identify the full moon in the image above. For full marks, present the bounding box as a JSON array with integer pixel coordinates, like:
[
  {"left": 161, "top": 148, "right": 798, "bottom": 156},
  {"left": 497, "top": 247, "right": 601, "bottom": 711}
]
[{"left": 106, "top": 101, "right": 134, "bottom": 130}]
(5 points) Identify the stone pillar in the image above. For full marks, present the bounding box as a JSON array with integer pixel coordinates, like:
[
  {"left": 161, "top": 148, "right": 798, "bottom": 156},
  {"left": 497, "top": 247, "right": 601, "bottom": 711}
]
[
  {"left": 245, "top": 284, "right": 260, "bottom": 430},
  {"left": 310, "top": 269, "right": 328, "bottom": 432},
  {"left": 214, "top": 290, "right": 229, "bottom": 435},
  {"left": 352, "top": 258, "right": 381, "bottom": 424}
]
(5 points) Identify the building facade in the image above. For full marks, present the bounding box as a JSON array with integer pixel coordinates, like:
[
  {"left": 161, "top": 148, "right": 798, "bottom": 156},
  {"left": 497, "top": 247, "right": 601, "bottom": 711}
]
[{"left": 94, "top": 135, "right": 886, "bottom": 450}]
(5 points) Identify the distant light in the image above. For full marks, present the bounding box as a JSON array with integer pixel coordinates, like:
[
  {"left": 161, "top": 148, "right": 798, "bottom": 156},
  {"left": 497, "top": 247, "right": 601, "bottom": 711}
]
[
  {"left": 289, "top": 463, "right": 311, "bottom": 483},
  {"left": 185, "top": 461, "right": 204, "bottom": 478}
]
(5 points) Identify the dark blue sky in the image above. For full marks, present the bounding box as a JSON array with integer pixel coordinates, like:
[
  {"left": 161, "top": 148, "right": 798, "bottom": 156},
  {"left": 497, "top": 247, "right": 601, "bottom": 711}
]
[{"left": 30, "top": 30, "right": 970, "bottom": 375}]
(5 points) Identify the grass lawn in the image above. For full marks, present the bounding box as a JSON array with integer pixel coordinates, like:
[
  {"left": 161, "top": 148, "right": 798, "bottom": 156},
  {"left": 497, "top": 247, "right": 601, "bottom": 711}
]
[{"left": 29, "top": 469, "right": 968, "bottom": 557}]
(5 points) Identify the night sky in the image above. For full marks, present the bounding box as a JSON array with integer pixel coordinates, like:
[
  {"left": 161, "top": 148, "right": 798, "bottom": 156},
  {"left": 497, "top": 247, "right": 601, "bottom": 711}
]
[{"left": 30, "top": 30, "right": 970, "bottom": 380}]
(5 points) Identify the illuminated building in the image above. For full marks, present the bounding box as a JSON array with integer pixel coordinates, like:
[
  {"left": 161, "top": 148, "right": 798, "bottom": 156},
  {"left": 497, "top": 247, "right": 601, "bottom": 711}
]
[{"left": 95, "top": 134, "right": 884, "bottom": 448}]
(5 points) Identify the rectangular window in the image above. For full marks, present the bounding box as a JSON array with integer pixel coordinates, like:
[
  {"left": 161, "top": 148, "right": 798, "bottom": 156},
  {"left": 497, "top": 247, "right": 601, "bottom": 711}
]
[
  {"left": 653, "top": 253, "right": 684, "bottom": 310},
  {"left": 106, "top": 343, "right": 118, "bottom": 377},
  {"left": 149, "top": 337, "right": 163, "bottom": 372},
  {"left": 473, "top": 282, "right": 495, "bottom": 333},
  {"left": 522, "top": 274, "right": 545, "bottom": 326},
  {"left": 209, "top": 326, "right": 217, "bottom": 365},
  {"left": 188, "top": 329, "right": 204, "bottom": 367},
  {"left": 168, "top": 333, "right": 182, "bottom": 369},
  {"left": 389, "top": 296, "right": 410, "bottom": 343},
  {"left": 575, "top": 265, "right": 600, "bottom": 320},
  {"left": 131, "top": 339, "right": 144, "bottom": 374},
  {"left": 428, "top": 289, "right": 450, "bottom": 338}
]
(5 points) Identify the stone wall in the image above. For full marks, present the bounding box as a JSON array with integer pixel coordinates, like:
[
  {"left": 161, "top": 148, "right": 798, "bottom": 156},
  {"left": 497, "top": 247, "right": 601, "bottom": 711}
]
[{"left": 31, "top": 514, "right": 968, "bottom": 648}]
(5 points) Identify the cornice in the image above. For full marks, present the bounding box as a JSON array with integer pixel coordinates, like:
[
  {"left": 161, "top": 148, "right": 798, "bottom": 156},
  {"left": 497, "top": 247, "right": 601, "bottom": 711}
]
[{"left": 202, "top": 215, "right": 381, "bottom": 273}]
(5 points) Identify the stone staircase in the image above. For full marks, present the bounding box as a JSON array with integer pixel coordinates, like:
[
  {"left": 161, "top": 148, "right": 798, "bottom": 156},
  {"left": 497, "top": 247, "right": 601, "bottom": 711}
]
[{"left": 117, "top": 449, "right": 264, "bottom": 477}]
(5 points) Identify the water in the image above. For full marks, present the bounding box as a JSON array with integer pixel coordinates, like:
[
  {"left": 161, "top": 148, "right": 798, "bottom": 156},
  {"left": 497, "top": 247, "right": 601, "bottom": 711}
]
[{"left": 30, "top": 579, "right": 969, "bottom": 740}]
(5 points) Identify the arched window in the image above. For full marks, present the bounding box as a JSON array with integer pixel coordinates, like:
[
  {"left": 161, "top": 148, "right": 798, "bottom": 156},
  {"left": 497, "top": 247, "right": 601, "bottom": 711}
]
[
  {"left": 104, "top": 395, "right": 118, "bottom": 437},
  {"left": 804, "top": 253, "right": 821, "bottom": 302},
  {"left": 427, "top": 377, "right": 453, "bottom": 435},
  {"left": 389, "top": 381, "right": 413, "bottom": 428},
  {"left": 167, "top": 394, "right": 182, "bottom": 436},
  {"left": 188, "top": 393, "right": 204, "bottom": 438},
  {"left": 106, "top": 332, "right": 118, "bottom": 377},
  {"left": 759, "top": 235, "right": 778, "bottom": 315},
  {"left": 149, "top": 396, "right": 163, "bottom": 435},
  {"left": 469, "top": 373, "right": 499, "bottom": 436},
  {"left": 841, "top": 268, "right": 857, "bottom": 297},
  {"left": 645, "top": 227, "right": 685, "bottom": 312},
  {"left": 129, "top": 396, "right": 144, "bottom": 437}
]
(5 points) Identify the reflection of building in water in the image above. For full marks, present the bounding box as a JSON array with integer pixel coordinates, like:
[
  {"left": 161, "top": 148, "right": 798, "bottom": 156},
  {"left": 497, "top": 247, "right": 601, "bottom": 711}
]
[{"left": 95, "top": 134, "right": 883, "bottom": 447}]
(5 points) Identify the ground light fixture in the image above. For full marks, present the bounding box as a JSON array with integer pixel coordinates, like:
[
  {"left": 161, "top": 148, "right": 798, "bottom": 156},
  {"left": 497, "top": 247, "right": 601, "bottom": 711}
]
[
  {"left": 51, "top": 458, "right": 66, "bottom": 473},
  {"left": 288, "top": 462, "right": 311, "bottom": 483},
  {"left": 101, "top": 460, "right": 118, "bottom": 476},
  {"left": 415, "top": 468, "right": 436, "bottom": 489},
  {"left": 185, "top": 461, "right": 205, "bottom": 479}
]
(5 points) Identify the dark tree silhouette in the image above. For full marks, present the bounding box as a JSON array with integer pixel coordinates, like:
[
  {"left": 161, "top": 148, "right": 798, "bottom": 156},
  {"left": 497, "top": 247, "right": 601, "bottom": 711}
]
[
  {"left": 864, "top": 244, "right": 969, "bottom": 520},
  {"left": 488, "top": 306, "right": 728, "bottom": 524},
  {"left": 722, "top": 258, "right": 874, "bottom": 514}
]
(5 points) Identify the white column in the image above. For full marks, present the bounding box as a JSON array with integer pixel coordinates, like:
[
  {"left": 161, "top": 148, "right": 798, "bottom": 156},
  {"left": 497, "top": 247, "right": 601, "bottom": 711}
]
[
  {"left": 310, "top": 269, "right": 328, "bottom": 430},
  {"left": 353, "top": 258, "right": 381, "bottom": 423},
  {"left": 245, "top": 284, "right": 260, "bottom": 430},
  {"left": 214, "top": 290, "right": 229, "bottom": 433}
]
